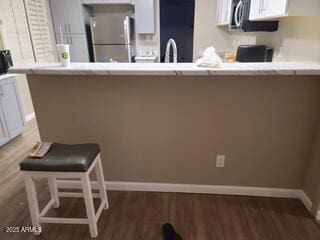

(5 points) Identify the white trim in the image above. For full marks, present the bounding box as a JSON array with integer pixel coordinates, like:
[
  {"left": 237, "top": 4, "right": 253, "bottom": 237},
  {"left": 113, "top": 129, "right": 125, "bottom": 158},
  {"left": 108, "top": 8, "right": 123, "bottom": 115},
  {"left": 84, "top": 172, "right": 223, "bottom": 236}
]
[
  {"left": 56, "top": 180, "right": 301, "bottom": 199},
  {"left": 317, "top": 210, "right": 320, "bottom": 221},
  {"left": 298, "top": 190, "right": 313, "bottom": 211},
  {"left": 25, "top": 112, "right": 36, "bottom": 122},
  {"left": 56, "top": 181, "right": 318, "bottom": 215}
]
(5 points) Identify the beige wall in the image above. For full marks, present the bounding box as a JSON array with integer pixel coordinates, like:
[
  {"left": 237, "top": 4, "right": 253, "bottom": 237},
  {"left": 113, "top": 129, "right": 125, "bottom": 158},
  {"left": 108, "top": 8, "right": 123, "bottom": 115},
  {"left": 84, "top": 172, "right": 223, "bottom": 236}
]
[
  {"left": 28, "top": 74, "right": 320, "bottom": 190},
  {"left": 193, "top": 0, "right": 320, "bottom": 62},
  {"left": 303, "top": 121, "right": 320, "bottom": 215}
]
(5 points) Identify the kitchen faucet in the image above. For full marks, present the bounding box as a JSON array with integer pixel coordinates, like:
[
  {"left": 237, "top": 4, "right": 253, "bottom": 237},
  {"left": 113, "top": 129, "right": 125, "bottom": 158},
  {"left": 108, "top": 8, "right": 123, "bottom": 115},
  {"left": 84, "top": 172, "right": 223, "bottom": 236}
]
[{"left": 164, "top": 39, "right": 177, "bottom": 63}]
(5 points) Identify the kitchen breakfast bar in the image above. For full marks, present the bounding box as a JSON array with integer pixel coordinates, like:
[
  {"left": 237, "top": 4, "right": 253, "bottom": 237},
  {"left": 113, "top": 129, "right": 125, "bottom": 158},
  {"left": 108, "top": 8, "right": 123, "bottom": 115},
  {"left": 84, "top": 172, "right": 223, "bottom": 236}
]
[{"left": 10, "top": 62, "right": 320, "bottom": 216}]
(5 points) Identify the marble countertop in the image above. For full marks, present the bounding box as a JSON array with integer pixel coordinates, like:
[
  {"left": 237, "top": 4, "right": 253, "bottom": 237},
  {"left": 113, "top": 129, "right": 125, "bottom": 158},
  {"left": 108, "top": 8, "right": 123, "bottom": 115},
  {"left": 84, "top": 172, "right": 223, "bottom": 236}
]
[
  {"left": 0, "top": 73, "right": 17, "bottom": 81},
  {"left": 9, "top": 62, "right": 320, "bottom": 76}
]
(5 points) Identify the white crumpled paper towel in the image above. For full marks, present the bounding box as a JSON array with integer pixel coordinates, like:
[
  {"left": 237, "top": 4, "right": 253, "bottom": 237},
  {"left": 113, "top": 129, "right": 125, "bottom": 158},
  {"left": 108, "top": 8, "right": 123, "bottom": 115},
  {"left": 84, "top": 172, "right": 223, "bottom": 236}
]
[{"left": 196, "top": 47, "right": 222, "bottom": 68}]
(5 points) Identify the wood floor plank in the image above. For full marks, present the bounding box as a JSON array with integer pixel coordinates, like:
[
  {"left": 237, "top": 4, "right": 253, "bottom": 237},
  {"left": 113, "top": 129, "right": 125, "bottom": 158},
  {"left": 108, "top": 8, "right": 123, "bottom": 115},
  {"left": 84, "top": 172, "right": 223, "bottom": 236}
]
[
  {"left": 215, "top": 195, "right": 254, "bottom": 240},
  {"left": 135, "top": 192, "right": 170, "bottom": 240},
  {"left": 262, "top": 197, "right": 311, "bottom": 240},
  {"left": 193, "top": 194, "right": 224, "bottom": 240},
  {"left": 168, "top": 193, "right": 195, "bottom": 240},
  {"left": 137, "top": 224, "right": 164, "bottom": 240},
  {"left": 141, "top": 192, "right": 170, "bottom": 224},
  {"left": 99, "top": 191, "right": 127, "bottom": 240},
  {"left": 287, "top": 199, "right": 320, "bottom": 240},
  {"left": 110, "top": 191, "right": 146, "bottom": 240},
  {"left": 242, "top": 196, "right": 286, "bottom": 240}
]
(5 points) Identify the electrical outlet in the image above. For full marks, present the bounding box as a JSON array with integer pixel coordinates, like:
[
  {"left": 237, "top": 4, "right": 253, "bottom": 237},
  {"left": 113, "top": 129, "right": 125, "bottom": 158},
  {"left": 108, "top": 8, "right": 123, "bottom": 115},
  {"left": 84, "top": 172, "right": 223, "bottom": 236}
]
[{"left": 216, "top": 155, "right": 226, "bottom": 168}]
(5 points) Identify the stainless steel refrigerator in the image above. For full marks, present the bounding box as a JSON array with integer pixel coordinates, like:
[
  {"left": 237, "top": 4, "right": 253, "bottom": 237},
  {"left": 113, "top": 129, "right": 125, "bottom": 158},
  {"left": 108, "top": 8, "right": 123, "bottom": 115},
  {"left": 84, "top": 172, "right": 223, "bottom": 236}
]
[{"left": 90, "top": 15, "right": 135, "bottom": 62}]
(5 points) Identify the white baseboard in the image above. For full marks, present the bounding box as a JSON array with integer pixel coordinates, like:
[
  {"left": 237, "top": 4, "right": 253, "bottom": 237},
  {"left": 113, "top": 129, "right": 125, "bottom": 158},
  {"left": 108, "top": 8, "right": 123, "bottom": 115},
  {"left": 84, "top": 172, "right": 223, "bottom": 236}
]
[
  {"left": 298, "top": 190, "right": 313, "bottom": 211},
  {"left": 56, "top": 180, "right": 301, "bottom": 198},
  {"left": 56, "top": 180, "right": 316, "bottom": 214},
  {"left": 25, "top": 112, "right": 36, "bottom": 122}
]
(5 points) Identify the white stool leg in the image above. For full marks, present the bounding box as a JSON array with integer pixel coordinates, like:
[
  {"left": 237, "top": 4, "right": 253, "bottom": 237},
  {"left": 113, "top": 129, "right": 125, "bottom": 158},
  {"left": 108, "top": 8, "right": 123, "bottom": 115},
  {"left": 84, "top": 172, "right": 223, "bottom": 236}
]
[
  {"left": 81, "top": 173, "right": 98, "bottom": 238},
  {"left": 23, "top": 174, "right": 41, "bottom": 236},
  {"left": 95, "top": 154, "right": 109, "bottom": 209},
  {"left": 48, "top": 177, "right": 60, "bottom": 208}
]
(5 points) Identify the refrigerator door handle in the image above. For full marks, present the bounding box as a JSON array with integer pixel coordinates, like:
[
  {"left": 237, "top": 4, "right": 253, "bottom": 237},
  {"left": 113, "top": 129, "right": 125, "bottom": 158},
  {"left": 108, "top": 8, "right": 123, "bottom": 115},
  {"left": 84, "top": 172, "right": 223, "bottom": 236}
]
[
  {"left": 123, "top": 18, "right": 130, "bottom": 45},
  {"left": 124, "top": 17, "right": 131, "bottom": 62}
]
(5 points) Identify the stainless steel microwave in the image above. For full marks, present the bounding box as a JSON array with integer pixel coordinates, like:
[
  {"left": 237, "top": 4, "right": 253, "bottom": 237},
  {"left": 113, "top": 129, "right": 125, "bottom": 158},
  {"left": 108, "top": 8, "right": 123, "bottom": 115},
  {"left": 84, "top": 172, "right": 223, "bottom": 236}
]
[{"left": 230, "top": 0, "right": 278, "bottom": 32}]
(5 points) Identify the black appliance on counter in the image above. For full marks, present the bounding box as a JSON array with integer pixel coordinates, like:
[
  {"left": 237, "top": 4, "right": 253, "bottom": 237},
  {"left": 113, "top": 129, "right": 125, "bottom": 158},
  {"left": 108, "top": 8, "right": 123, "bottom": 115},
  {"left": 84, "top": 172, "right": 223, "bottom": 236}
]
[
  {"left": 236, "top": 45, "right": 274, "bottom": 62},
  {"left": 0, "top": 50, "right": 13, "bottom": 74},
  {"left": 230, "top": 0, "right": 278, "bottom": 32}
]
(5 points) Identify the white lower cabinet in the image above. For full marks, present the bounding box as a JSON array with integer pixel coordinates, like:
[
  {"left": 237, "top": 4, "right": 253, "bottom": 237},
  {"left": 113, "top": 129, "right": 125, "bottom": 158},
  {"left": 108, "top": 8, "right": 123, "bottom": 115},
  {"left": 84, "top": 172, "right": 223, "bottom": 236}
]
[
  {"left": 0, "top": 75, "right": 25, "bottom": 147},
  {"left": 0, "top": 106, "right": 10, "bottom": 146}
]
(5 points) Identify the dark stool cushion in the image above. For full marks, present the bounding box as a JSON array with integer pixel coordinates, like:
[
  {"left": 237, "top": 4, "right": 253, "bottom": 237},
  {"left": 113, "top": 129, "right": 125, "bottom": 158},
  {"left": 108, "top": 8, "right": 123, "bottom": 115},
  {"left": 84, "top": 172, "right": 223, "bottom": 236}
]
[{"left": 20, "top": 143, "right": 100, "bottom": 172}]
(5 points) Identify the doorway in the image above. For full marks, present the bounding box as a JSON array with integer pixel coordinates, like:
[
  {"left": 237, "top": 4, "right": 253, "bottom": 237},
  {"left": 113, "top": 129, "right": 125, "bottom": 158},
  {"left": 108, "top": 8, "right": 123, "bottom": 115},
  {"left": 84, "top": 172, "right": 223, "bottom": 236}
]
[{"left": 160, "top": 0, "right": 195, "bottom": 62}]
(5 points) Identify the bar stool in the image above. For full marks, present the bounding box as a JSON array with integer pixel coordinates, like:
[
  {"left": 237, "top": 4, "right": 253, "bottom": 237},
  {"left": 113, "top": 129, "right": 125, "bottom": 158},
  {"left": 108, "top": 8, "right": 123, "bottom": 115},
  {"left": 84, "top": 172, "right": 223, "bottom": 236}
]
[{"left": 20, "top": 143, "right": 109, "bottom": 238}]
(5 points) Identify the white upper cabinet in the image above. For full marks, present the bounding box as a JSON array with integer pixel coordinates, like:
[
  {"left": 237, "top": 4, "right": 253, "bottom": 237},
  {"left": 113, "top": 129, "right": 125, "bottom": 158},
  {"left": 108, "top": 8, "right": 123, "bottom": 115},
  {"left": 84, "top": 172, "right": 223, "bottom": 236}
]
[
  {"left": 134, "top": 0, "right": 155, "bottom": 34},
  {"left": 216, "top": 0, "right": 232, "bottom": 26},
  {"left": 250, "top": 0, "right": 288, "bottom": 20},
  {"left": 50, "top": 0, "right": 86, "bottom": 34},
  {"left": 50, "top": 0, "right": 90, "bottom": 62},
  {"left": 250, "top": 0, "right": 320, "bottom": 21}
]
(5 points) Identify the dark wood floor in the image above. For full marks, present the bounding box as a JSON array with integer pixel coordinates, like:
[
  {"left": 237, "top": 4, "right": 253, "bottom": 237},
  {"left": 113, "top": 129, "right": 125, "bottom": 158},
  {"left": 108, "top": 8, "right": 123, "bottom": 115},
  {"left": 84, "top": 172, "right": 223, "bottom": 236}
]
[{"left": 0, "top": 121, "right": 320, "bottom": 240}]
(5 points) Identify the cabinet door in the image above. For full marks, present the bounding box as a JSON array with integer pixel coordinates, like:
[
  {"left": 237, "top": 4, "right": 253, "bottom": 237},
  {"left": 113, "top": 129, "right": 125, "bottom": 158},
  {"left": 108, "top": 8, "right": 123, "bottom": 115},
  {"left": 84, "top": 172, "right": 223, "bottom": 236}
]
[
  {"left": 135, "top": 0, "right": 155, "bottom": 34},
  {"left": 0, "top": 107, "right": 10, "bottom": 147},
  {"left": 263, "top": 0, "right": 288, "bottom": 18},
  {"left": 55, "top": 33, "right": 68, "bottom": 44},
  {"left": 250, "top": 0, "right": 288, "bottom": 20},
  {"left": 50, "top": 0, "right": 68, "bottom": 34},
  {"left": 249, "top": 0, "right": 262, "bottom": 20},
  {"left": 217, "top": 0, "right": 232, "bottom": 25},
  {"left": 0, "top": 77, "right": 25, "bottom": 140},
  {"left": 64, "top": 0, "right": 86, "bottom": 34},
  {"left": 69, "top": 34, "right": 90, "bottom": 62}
]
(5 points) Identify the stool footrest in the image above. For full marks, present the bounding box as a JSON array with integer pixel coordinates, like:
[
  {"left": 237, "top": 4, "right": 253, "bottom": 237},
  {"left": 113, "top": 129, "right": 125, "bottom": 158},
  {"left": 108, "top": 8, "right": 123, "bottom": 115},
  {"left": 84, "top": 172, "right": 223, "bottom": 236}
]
[
  {"left": 58, "top": 192, "right": 101, "bottom": 198},
  {"left": 95, "top": 200, "right": 106, "bottom": 222},
  {"left": 39, "top": 217, "right": 88, "bottom": 224},
  {"left": 40, "top": 199, "right": 56, "bottom": 217}
]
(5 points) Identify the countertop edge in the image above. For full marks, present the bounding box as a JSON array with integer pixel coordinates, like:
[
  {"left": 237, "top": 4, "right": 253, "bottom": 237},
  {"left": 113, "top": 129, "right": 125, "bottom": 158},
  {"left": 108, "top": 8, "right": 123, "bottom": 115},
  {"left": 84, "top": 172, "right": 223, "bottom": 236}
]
[{"left": 9, "top": 62, "right": 320, "bottom": 76}]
